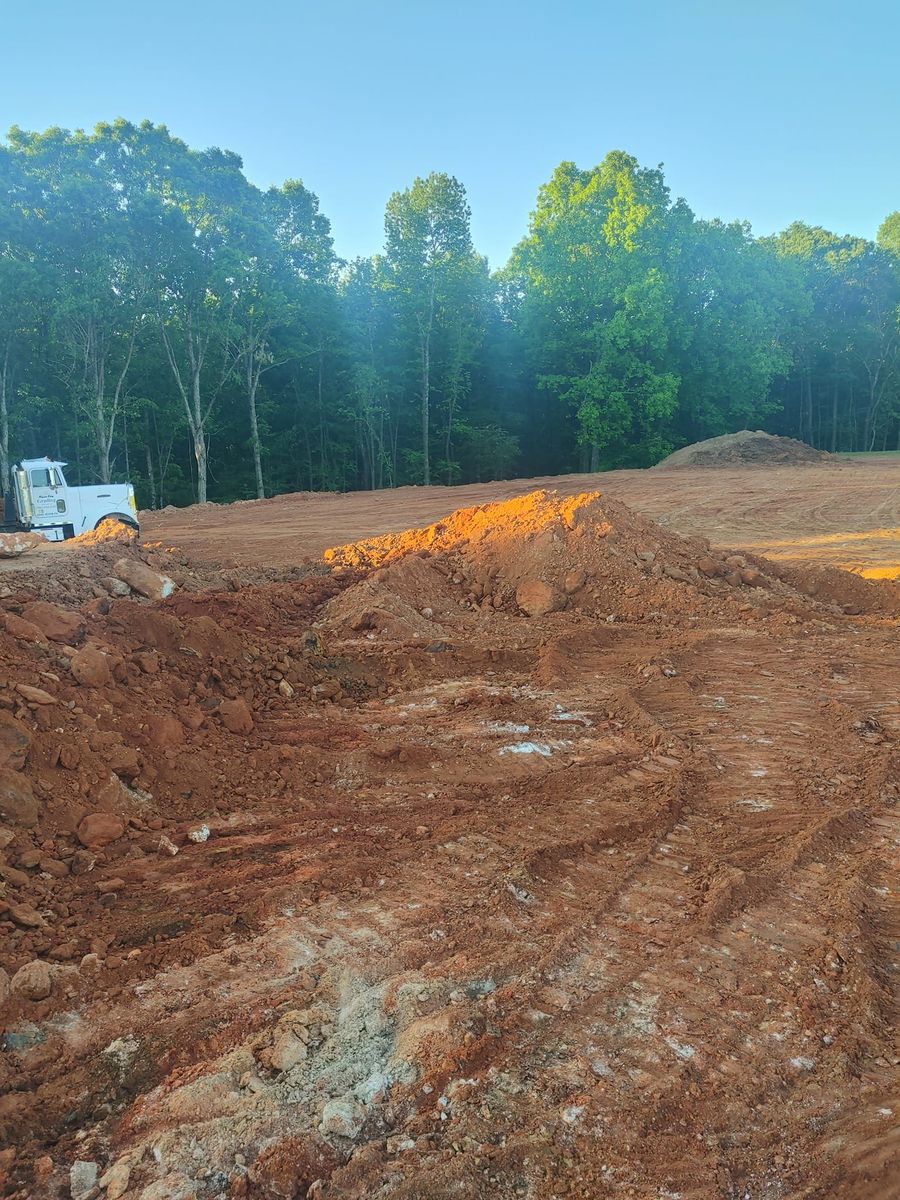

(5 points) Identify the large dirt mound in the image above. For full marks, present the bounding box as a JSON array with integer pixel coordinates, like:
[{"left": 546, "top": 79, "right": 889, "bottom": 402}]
[
  {"left": 323, "top": 489, "right": 897, "bottom": 634},
  {"left": 657, "top": 429, "right": 833, "bottom": 468}
]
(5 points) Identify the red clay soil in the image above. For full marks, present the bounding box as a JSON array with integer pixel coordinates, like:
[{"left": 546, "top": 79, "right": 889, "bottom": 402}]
[
  {"left": 0, "top": 488, "right": 898, "bottom": 1200},
  {"left": 139, "top": 455, "right": 900, "bottom": 579}
]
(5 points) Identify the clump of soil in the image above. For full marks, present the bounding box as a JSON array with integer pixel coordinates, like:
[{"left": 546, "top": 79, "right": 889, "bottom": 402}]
[{"left": 656, "top": 430, "right": 833, "bottom": 468}]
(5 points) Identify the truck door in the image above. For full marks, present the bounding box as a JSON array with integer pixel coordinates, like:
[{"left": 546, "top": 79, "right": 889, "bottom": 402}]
[{"left": 27, "top": 466, "right": 68, "bottom": 523}]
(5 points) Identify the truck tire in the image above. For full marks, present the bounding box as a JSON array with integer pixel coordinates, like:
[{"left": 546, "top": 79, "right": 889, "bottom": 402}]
[{"left": 95, "top": 513, "right": 139, "bottom": 532}]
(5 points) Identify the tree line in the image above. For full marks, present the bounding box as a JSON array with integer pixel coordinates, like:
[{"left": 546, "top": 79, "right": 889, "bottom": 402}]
[{"left": 1, "top": 120, "right": 898, "bottom": 507}]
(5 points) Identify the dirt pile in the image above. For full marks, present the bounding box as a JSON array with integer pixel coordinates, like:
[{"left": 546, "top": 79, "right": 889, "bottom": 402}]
[
  {"left": 324, "top": 489, "right": 897, "bottom": 634},
  {"left": 0, "top": 520, "right": 320, "bottom": 608},
  {"left": 657, "top": 429, "right": 833, "bottom": 468},
  {"left": 0, "top": 571, "right": 360, "bottom": 1036}
]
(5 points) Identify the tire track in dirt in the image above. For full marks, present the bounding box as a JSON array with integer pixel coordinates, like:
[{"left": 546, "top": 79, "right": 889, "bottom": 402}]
[{"left": 404, "top": 627, "right": 900, "bottom": 1198}]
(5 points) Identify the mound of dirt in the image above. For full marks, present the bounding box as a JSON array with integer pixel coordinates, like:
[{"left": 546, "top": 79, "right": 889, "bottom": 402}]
[
  {"left": 0, "top": 520, "right": 320, "bottom": 608},
  {"left": 323, "top": 489, "right": 897, "bottom": 632},
  {"left": 657, "top": 430, "right": 833, "bottom": 468}
]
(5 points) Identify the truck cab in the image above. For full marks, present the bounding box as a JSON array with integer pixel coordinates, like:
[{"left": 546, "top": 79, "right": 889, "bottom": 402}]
[{"left": 7, "top": 459, "right": 138, "bottom": 541}]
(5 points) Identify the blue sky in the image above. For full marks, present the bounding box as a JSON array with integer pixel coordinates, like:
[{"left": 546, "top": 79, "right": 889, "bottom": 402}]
[{"left": 2, "top": 0, "right": 897, "bottom": 269}]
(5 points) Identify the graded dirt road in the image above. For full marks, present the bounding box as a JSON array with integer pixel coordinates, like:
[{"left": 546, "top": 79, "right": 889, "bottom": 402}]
[
  {"left": 142, "top": 455, "right": 900, "bottom": 578},
  {"left": 1, "top": 476, "right": 898, "bottom": 1200}
]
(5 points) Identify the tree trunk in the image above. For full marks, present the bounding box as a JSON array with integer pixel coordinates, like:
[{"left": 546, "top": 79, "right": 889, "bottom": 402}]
[
  {"left": 97, "top": 410, "right": 111, "bottom": 482},
  {"left": 317, "top": 343, "right": 326, "bottom": 488},
  {"left": 421, "top": 332, "right": 431, "bottom": 485},
  {"left": 248, "top": 371, "right": 265, "bottom": 499},
  {"left": 145, "top": 443, "right": 157, "bottom": 510},
  {"left": 835, "top": 374, "right": 844, "bottom": 453},
  {"left": 0, "top": 340, "right": 10, "bottom": 497},
  {"left": 191, "top": 368, "right": 207, "bottom": 503}
]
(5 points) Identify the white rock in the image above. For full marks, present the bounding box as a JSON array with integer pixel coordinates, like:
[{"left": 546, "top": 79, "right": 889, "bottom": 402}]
[
  {"left": 0, "top": 531, "right": 45, "bottom": 558},
  {"left": 319, "top": 1097, "right": 365, "bottom": 1138},
  {"left": 113, "top": 557, "right": 177, "bottom": 601},
  {"left": 70, "top": 1159, "right": 98, "bottom": 1199},
  {"left": 269, "top": 1029, "right": 307, "bottom": 1071}
]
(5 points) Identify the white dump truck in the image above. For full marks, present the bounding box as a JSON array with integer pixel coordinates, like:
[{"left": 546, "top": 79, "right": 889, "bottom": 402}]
[{"left": 2, "top": 458, "right": 138, "bottom": 541}]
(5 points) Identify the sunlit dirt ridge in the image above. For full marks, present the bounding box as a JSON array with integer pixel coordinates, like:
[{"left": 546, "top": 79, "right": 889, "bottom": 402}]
[{"left": 0, "top": 489, "right": 897, "bottom": 1199}]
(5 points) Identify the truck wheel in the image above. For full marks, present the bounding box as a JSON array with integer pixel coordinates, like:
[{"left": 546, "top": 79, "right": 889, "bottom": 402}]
[{"left": 95, "top": 513, "right": 139, "bottom": 531}]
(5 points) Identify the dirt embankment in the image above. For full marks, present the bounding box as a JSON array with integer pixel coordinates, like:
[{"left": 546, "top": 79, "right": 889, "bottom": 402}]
[{"left": 0, "top": 489, "right": 898, "bottom": 1199}]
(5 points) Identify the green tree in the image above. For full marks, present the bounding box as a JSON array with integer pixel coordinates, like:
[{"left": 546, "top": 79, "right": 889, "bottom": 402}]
[
  {"left": 508, "top": 152, "right": 682, "bottom": 468},
  {"left": 877, "top": 212, "right": 900, "bottom": 257},
  {"left": 384, "top": 173, "right": 483, "bottom": 484},
  {"left": 672, "top": 218, "right": 792, "bottom": 442}
]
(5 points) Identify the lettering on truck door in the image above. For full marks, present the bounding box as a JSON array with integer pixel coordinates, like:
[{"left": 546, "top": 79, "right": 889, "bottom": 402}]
[{"left": 28, "top": 466, "right": 67, "bottom": 521}]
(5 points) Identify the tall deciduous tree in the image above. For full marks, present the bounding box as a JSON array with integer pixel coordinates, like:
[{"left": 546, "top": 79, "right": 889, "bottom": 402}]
[
  {"left": 508, "top": 152, "right": 682, "bottom": 467},
  {"left": 384, "top": 173, "right": 481, "bottom": 484}
]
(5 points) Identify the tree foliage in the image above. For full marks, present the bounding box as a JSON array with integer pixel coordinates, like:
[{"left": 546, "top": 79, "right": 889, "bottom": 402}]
[{"left": 1, "top": 124, "right": 898, "bottom": 506}]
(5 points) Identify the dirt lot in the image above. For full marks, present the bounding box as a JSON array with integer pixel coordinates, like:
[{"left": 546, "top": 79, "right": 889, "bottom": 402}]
[
  {"left": 1, "top": 465, "right": 898, "bottom": 1200},
  {"left": 142, "top": 455, "right": 900, "bottom": 579}
]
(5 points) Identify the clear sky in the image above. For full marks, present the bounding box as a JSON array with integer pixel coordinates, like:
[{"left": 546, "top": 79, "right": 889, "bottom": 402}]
[{"left": 2, "top": 0, "right": 898, "bottom": 269}]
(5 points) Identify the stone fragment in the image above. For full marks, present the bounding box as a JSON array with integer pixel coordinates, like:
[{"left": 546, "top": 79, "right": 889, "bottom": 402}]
[
  {"left": 15, "top": 683, "right": 56, "bottom": 706},
  {"left": 269, "top": 1029, "right": 308, "bottom": 1071},
  {"left": 0, "top": 768, "right": 38, "bottom": 827},
  {"left": 219, "top": 698, "right": 253, "bottom": 734},
  {"left": 106, "top": 745, "right": 141, "bottom": 779},
  {"left": 11, "top": 959, "right": 52, "bottom": 1001},
  {"left": 69, "top": 1160, "right": 99, "bottom": 1200},
  {"left": 662, "top": 564, "right": 692, "bottom": 583},
  {"left": 102, "top": 578, "right": 131, "bottom": 598},
  {"left": 76, "top": 812, "right": 126, "bottom": 849},
  {"left": 21, "top": 601, "right": 84, "bottom": 644},
  {"left": 0, "top": 531, "right": 44, "bottom": 557},
  {"left": 99, "top": 1162, "right": 131, "bottom": 1200},
  {"left": 697, "top": 557, "right": 724, "bottom": 578},
  {"left": 563, "top": 567, "right": 587, "bottom": 594},
  {"left": 71, "top": 849, "right": 97, "bottom": 875},
  {"left": 9, "top": 903, "right": 46, "bottom": 928},
  {"left": 515, "top": 579, "right": 563, "bottom": 617},
  {"left": 40, "top": 857, "right": 69, "bottom": 878},
  {"left": 319, "top": 1098, "right": 365, "bottom": 1138},
  {"left": 96, "top": 877, "right": 125, "bottom": 894},
  {"left": 70, "top": 646, "right": 112, "bottom": 688},
  {"left": 137, "top": 1174, "right": 196, "bottom": 1200},
  {"left": 0, "top": 712, "right": 32, "bottom": 770},
  {"left": 112, "top": 558, "right": 177, "bottom": 601},
  {"left": 2, "top": 611, "right": 47, "bottom": 643}
]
